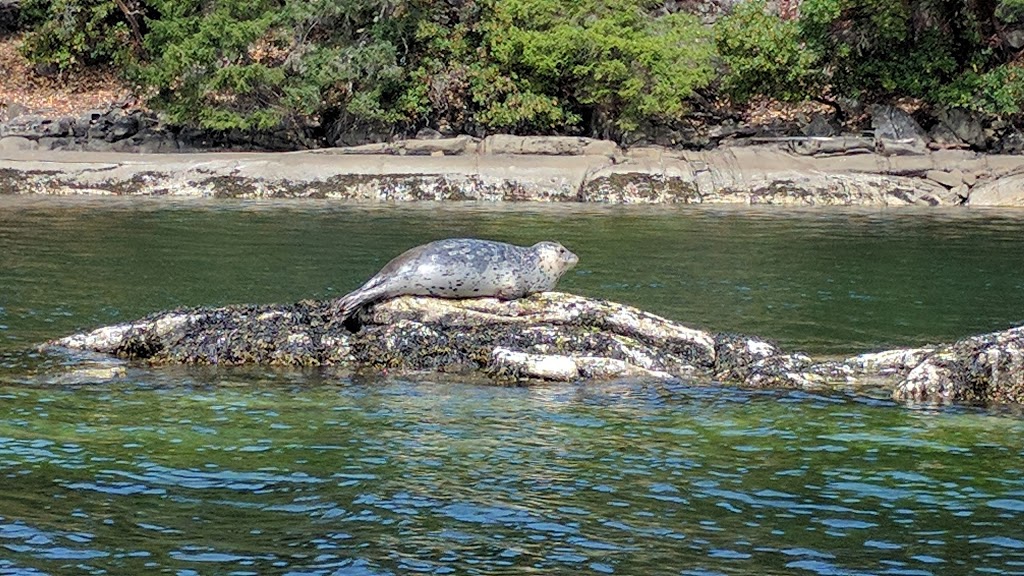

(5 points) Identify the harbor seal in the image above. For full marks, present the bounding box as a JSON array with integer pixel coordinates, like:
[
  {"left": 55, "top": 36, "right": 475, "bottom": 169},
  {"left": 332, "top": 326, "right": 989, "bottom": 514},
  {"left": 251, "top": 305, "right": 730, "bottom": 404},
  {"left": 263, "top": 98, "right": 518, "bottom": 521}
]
[{"left": 334, "top": 238, "right": 579, "bottom": 322}]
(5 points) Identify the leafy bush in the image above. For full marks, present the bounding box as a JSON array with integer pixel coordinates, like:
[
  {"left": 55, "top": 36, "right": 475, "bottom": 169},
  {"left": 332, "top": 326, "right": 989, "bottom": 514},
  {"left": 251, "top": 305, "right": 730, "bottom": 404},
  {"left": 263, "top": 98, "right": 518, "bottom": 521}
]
[
  {"left": 19, "top": 0, "right": 133, "bottom": 71},
  {"left": 996, "top": 0, "right": 1024, "bottom": 23},
  {"left": 129, "top": 0, "right": 285, "bottom": 130},
  {"left": 128, "top": 0, "right": 418, "bottom": 133},
  {"left": 714, "top": 0, "right": 819, "bottom": 102},
  {"left": 797, "top": 0, "right": 968, "bottom": 99},
  {"left": 483, "top": 0, "right": 715, "bottom": 134},
  {"left": 405, "top": 11, "right": 576, "bottom": 135},
  {"left": 939, "top": 65, "right": 1024, "bottom": 115},
  {"left": 18, "top": 0, "right": 1024, "bottom": 140}
]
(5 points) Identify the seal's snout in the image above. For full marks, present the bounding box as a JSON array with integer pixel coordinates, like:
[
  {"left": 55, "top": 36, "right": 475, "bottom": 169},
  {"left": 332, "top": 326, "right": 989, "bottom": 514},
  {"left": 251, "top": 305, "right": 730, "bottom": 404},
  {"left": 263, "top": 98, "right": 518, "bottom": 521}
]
[{"left": 562, "top": 246, "right": 579, "bottom": 269}]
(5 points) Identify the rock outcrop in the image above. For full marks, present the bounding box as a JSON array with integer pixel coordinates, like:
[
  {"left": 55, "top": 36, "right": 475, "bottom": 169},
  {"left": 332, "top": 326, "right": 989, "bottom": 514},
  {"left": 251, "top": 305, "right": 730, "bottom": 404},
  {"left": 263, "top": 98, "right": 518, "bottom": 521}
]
[
  {"left": 44, "top": 292, "right": 1024, "bottom": 405},
  {"left": 6, "top": 144, "right": 1024, "bottom": 205}
]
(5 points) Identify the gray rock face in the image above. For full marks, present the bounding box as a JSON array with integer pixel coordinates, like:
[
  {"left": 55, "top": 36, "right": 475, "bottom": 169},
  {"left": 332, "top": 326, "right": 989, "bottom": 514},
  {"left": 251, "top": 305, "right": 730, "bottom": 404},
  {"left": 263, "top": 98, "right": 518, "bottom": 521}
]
[
  {"left": 994, "top": 130, "right": 1024, "bottom": 155},
  {"left": 925, "top": 168, "right": 963, "bottom": 189},
  {"left": 479, "top": 135, "right": 621, "bottom": 157},
  {"left": 0, "top": 107, "right": 158, "bottom": 149},
  {"left": 42, "top": 292, "right": 1024, "bottom": 405},
  {"left": 0, "top": 106, "right": 311, "bottom": 153},
  {"left": 107, "top": 114, "right": 140, "bottom": 141},
  {"left": 802, "top": 114, "right": 839, "bottom": 137},
  {"left": 928, "top": 122, "right": 965, "bottom": 149},
  {"left": 871, "top": 105, "right": 929, "bottom": 154},
  {"left": 1005, "top": 28, "right": 1024, "bottom": 49},
  {"left": 0, "top": 115, "right": 73, "bottom": 138},
  {"left": 893, "top": 326, "right": 1024, "bottom": 404},
  {"left": 0, "top": 136, "right": 37, "bottom": 152},
  {"left": 4, "top": 146, "right": 1024, "bottom": 206},
  {"left": 937, "top": 108, "right": 986, "bottom": 149},
  {"left": 967, "top": 173, "right": 1024, "bottom": 206}
]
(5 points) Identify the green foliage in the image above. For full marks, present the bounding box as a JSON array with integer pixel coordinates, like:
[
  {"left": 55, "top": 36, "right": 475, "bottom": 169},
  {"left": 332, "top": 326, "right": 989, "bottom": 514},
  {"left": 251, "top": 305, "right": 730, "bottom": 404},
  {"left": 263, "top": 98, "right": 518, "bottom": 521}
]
[
  {"left": 131, "top": 0, "right": 283, "bottom": 130},
  {"left": 797, "top": 0, "right": 966, "bottom": 99},
  {"left": 715, "top": 1, "right": 819, "bottom": 101},
  {"left": 938, "top": 65, "right": 1024, "bottom": 115},
  {"left": 483, "top": 0, "right": 715, "bottom": 133},
  {"left": 276, "top": 0, "right": 413, "bottom": 128},
  {"left": 16, "top": 0, "right": 1024, "bottom": 139},
  {"left": 713, "top": 0, "right": 990, "bottom": 106},
  {"left": 402, "top": 7, "right": 575, "bottom": 134},
  {"left": 19, "top": 0, "right": 132, "bottom": 71},
  {"left": 129, "top": 0, "right": 416, "bottom": 132},
  {"left": 996, "top": 0, "right": 1024, "bottom": 23}
]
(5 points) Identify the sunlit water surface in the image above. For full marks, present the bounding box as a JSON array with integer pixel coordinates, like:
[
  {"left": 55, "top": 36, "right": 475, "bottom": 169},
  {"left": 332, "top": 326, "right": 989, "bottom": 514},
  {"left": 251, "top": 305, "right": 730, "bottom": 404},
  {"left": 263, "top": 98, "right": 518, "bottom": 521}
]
[{"left": 1, "top": 196, "right": 1024, "bottom": 575}]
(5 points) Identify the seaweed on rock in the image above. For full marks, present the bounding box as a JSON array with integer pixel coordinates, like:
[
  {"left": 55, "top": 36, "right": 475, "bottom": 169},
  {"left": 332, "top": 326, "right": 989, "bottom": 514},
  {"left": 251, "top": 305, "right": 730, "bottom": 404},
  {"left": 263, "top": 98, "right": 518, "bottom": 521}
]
[{"left": 43, "top": 292, "right": 1024, "bottom": 405}]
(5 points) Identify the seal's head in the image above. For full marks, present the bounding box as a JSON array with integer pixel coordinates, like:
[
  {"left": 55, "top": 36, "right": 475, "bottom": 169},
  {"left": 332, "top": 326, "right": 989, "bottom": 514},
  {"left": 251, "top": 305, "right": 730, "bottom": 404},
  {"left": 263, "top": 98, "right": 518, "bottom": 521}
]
[{"left": 532, "top": 241, "right": 579, "bottom": 284}]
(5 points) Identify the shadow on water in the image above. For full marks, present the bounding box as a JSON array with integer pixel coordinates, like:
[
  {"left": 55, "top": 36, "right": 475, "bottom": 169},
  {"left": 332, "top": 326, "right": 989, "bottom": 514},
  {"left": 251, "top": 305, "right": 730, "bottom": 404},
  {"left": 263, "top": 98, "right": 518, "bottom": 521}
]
[{"left": 1, "top": 197, "right": 1024, "bottom": 574}]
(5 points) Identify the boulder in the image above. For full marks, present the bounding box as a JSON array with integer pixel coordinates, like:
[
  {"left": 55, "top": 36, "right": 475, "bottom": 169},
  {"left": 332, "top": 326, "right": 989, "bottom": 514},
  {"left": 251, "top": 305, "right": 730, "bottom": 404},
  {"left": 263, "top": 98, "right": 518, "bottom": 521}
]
[
  {"left": 0, "top": 135, "right": 37, "bottom": 152},
  {"left": 107, "top": 113, "right": 140, "bottom": 142},
  {"left": 415, "top": 127, "right": 443, "bottom": 140},
  {"left": 936, "top": 108, "right": 986, "bottom": 149},
  {"left": 36, "top": 137, "right": 73, "bottom": 150},
  {"left": 130, "top": 129, "right": 180, "bottom": 154},
  {"left": 1006, "top": 28, "right": 1024, "bottom": 50},
  {"left": 928, "top": 122, "right": 966, "bottom": 149},
  {"left": 966, "top": 173, "right": 1024, "bottom": 206},
  {"left": 870, "top": 104, "right": 929, "bottom": 154},
  {"left": 0, "top": 114, "right": 73, "bottom": 139},
  {"left": 949, "top": 184, "right": 969, "bottom": 203},
  {"left": 82, "top": 139, "right": 115, "bottom": 152},
  {"left": 802, "top": 114, "right": 839, "bottom": 137},
  {"left": 397, "top": 136, "right": 477, "bottom": 156},
  {"left": 331, "top": 136, "right": 478, "bottom": 156},
  {"left": 994, "top": 130, "right": 1024, "bottom": 155},
  {"left": 924, "top": 169, "right": 963, "bottom": 188},
  {"left": 894, "top": 326, "right": 1024, "bottom": 404}
]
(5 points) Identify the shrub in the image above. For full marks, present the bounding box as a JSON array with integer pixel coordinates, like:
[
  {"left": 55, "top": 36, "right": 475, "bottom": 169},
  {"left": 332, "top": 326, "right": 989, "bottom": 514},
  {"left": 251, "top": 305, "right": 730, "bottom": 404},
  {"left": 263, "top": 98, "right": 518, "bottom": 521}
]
[
  {"left": 19, "top": 0, "right": 134, "bottom": 71},
  {"left": 404, "top": 11, "right": 577, "bottom": 135},
  {"left": 939, "top": 65, "right": 1024, "bottom": 115},
  {"left": 128, "top": 0, "right": 416, "bottom": 133},
  {"left": 482, "top": 0, "right": 715, "bottom": 134},
  {"left": 714, "top": 0, "right": 819, "bottom": 102},
  {"left": 797, "top": 0, "right": 966, "bottom": 99},
  {"left": 129, "top": 0, "right": 284, "bottom": 130}
]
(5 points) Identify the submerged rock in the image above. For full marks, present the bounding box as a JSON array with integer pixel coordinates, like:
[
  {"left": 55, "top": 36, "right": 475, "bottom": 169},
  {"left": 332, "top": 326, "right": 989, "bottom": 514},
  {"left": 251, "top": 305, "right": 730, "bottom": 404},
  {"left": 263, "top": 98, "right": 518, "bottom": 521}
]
[{"left": 42, "top": 292, "right": 1024, "bottom": 405}]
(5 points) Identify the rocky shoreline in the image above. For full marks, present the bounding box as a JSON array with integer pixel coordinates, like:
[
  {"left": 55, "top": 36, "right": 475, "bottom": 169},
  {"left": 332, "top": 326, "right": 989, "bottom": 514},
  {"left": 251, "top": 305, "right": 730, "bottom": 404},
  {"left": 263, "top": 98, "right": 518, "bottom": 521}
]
[
  {"left": 44, "top": 292, "right": 1024, "bottom": 405},
  {"left": 4, "top": 99, "right": 1024, "bottom": 206},
  {"left": 3, "top": 137, "right": 1024, "bottom": 206}
]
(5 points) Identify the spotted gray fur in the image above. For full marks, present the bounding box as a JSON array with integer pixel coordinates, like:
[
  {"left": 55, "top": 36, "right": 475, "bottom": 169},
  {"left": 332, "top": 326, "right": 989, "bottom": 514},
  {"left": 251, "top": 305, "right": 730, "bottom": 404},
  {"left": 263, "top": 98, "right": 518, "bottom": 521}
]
[{"left": 335, "top": 238, "right": 579, "bottom": 322}]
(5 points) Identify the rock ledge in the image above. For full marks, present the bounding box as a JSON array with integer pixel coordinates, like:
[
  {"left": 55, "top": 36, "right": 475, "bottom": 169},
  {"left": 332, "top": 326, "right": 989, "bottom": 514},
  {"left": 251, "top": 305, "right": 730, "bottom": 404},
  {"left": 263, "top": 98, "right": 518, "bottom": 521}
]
[{"left": 43, "top": 292, "right": 1024, "bottom": 405}]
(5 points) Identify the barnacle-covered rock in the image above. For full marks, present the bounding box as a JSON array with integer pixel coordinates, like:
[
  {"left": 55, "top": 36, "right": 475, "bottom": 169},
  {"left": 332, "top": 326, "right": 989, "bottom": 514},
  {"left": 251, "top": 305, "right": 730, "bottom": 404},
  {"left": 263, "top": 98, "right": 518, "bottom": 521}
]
[{"left": 42, "top": 292, "right": 1024, "bottom": 405}]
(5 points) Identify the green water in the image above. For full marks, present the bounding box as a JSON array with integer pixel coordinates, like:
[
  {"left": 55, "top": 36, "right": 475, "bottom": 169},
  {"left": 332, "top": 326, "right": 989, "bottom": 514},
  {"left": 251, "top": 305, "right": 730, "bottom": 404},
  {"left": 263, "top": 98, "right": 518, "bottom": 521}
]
[{"left": 2, "top": 197, "right": 1024, "bottom": 575}]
